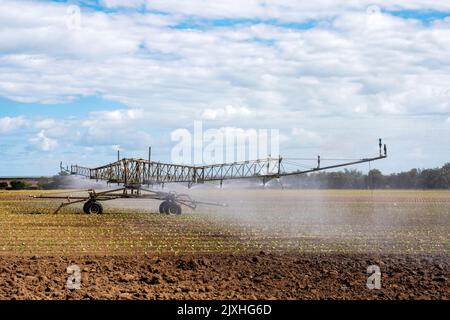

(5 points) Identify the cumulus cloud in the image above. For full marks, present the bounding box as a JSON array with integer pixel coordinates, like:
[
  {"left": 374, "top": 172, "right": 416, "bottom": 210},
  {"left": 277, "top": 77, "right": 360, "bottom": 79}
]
[
  {"left": 1, "top": 1, "right": 449, "bottom": 121},
  {"left": 291, "top": 128, "right": 322, "bottom": 146},
  {"left": 29, "top": 130, "right": 58, "bottom": 151},
  {"left": 0, "top": 116, "right": 28, "bottom": 133},
  {"left": 139, "top": 0, "right": 450, "bottom": 22},
  {"left": 82, "top": 109, "right": 145, "bottom": 127},
  {"left": 78, "top": 108, "right": 158, "bottom": 151},
  {"left": 201, "top": 105, "right": 252, "bottom": 120},
  {"left": 102, "top": 0, "right": 146, "bottom": 9}
]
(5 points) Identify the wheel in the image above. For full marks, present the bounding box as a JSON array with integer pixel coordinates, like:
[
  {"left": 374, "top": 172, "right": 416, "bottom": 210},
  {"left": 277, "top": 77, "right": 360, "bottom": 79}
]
[
  {"left": 159, "top": 201, "right": 169, "bottom": 214},
  {"left": 85, "top": 201, "right": 103, "bottom": 214},
  {"left": 164, "top": 203, "right": 170, "bottom": 215},
  {"left": 168, "top": 203, "right": 182, "bottom": 215},
  {"left": 83, "top": 200, "right": 93, "bottom": 214}
]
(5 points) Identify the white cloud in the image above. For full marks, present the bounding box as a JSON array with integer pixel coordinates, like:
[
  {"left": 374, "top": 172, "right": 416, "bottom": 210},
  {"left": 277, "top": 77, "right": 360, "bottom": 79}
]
[
  {"left": 143, "top": 0, "right": 450, "bottom": 22},
  {"left": 201, "top": 105, "right": 252, "bottom": 120},
  {"left": 407, "top": 147, "right": 427, "bottom": 160},
  {"left": 292, "top": 128, "right": 320, "bottom": 139},
  {"left": 34, "top": 119, "right": 57, "bottom": 129},
  {"left": 0, "top": 116, "right": 28, "bottom": 133},
  {"left": 29, "top": 130, "right": 58, "bottom": 151},
  {"left": 79, "top": 108, "right": 157, "bottom": 150},
  {"left": 82, "top": 109, "right": 145, "bottom": 126},
  {"left": 291, "top": 128, "right": 322, "bottom": 146},
  {"left": 1, "top": 1, "right": 449, "bottom": 122},
  {"left": 102, "top": 0, "right": 146, "bottom": 9},
  {"left": 32, "top": 118, "right": 68, "bottom": 137}
]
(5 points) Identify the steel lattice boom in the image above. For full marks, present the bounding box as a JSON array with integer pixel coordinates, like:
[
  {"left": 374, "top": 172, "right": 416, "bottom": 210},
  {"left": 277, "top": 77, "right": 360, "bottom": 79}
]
[
  {"left": 71, "top": 157, "right": 283, "bottom": 186},
  {"left": 69, "top": 139, "right": 387, "bottom": 187}
]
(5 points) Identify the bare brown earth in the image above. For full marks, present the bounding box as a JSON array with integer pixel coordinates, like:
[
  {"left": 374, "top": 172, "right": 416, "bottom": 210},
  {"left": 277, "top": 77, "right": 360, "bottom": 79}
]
[{"left": 0, "top": 253, "right": 448, "bottom": 300}]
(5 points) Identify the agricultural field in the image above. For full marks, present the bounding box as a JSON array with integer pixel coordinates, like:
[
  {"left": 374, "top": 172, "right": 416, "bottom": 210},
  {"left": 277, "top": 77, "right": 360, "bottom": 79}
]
[{"left": 0, "top": 189, "right": 448, "bottom": 299}]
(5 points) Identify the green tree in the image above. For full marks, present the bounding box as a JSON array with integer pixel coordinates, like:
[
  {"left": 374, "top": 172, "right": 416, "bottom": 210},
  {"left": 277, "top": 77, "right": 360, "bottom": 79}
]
[
  {"left": 441, "top": 163, "right": 450, "bottom": 188},
  {"left": 9, "top": 180, "right": 28, "bottom": 190},
  {"left": 367, "top": 169, "right": 384, "bottom": 188},
  {"left": 419, "top": 169, "right": 441, "bottom": 189}
]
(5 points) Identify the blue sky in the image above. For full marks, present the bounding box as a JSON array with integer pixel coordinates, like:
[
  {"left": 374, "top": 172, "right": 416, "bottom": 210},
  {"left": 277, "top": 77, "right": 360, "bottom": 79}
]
[
  {"left": 1, "top": 0, "right": 450, "bottom": 176},
  {"left": 0, "top": 96, "right": 123, "bottom": 118}
]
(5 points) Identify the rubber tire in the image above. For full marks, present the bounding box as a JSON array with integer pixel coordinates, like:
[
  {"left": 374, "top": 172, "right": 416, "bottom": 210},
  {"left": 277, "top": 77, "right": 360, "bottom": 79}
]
[
  {"left": 159, "top": 201, "right": 169, "bottom": 214},
  {"left": 85, "top": 202, "right": 103, "bottom": 214},
  {"left": 168, "top": 203, "right": 182, "bottom": 215},
  {"left": 83, "top": 200, "right": 93, "bottom": 214},
  {"left": 164, "top": 203, "right": 170, "bottom": 215}
]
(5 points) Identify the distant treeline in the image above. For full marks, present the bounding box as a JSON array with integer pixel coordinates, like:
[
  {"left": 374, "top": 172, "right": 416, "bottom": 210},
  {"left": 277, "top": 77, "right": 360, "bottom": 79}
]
[
  {"left": 1, "top": 163, "right": 450, "bottom": 190},
  {"left": 0, "top": 180, "right": 35, "bottom": 190},
  {"left": 282, "top": 163, "right": 450, "bottom": 189}
]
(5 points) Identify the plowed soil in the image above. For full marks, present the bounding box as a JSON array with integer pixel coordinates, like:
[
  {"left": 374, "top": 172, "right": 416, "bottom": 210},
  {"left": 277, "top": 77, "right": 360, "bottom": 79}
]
[{"left": 0, "top": 253, "right": 448, "bottom": 300}]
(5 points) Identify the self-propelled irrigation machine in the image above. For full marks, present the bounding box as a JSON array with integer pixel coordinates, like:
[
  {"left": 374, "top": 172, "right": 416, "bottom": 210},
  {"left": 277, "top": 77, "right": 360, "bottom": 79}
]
[{"left": 33, "top": 139, "right": 387, "bottom": 214}]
